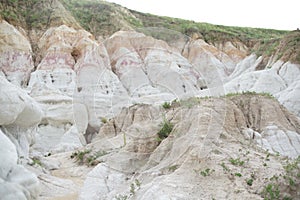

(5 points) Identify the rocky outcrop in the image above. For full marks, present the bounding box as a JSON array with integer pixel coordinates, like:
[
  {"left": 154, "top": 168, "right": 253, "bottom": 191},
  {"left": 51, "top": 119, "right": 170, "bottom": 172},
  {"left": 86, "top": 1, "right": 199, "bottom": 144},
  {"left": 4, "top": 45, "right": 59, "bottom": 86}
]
[
  {"left": 79, "top": 96, "right": 300, "bottom": 199},
  {"left": 0, "top": 130, "right": 40, "bottom": 200},
  {"left": 224, "top": 57, "right": 300, "bottom": 117},
  {"left": 0, "top": 12, "right": 299, "bottom": 199},
  {"left": 0, "top": 21, "right": 34, "bottom": 86},
  {"left": 0, "top": 72, "right": 42, "bottom": 157},
  {"left": 0, "top": 73, "right": 41, "bottom": 199},
  {"left": 105, "top": 31, "right": 201, "bottom": 101}
]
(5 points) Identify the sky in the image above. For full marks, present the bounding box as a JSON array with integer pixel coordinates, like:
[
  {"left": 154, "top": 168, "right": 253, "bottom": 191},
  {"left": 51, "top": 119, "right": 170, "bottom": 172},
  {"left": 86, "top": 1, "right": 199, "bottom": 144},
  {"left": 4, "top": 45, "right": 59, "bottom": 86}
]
[{"left": 105, "top": 0, "right": 299, "bottom": 30}]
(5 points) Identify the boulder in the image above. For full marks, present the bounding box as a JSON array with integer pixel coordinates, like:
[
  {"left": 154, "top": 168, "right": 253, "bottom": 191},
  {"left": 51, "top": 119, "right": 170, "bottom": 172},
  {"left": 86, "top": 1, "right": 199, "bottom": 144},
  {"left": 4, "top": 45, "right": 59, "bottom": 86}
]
[
  {"left": 0, "top": 130, "right": 39, "bottom": 200},
  {"left": 0, "top": 73, "right": 42, "bottom": 127}
]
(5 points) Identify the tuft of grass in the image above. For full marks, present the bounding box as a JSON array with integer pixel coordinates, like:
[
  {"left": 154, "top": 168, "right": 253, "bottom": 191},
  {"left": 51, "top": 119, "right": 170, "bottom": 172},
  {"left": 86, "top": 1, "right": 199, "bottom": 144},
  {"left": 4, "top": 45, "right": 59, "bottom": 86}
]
[
  {"left": 162, "top": 102, "right": 171, "bottom": 109},
  {"left": 30, "top": 158, "right": 42, "bottom": 167},
  {"left": 229, "top": 158, "right": 245, "bottom": 166},
  {"left": 262, "top": 183, "right": 280, "bottom": 200},
  {"left": 178, "top": 97, "right": 201, "bottom": 108},
  {"left": 220, "top": 162, "right": 230, "bottom": 172},
  {"left": 200, "top": 168, "right": 215, "bottom": 177},
  {"left": 115, "top": 195, "right": 128, "bottom": 200},
  {"left": 70, "top": 149, "right": 107, "bottom": 166},
  {"left": 234, "top": 173, "right": 242, "bottom": 177},
  {"left": 101, "top": 117, "right": 108, "bottom": 124},
  {"left": 260, "top": 156, "right": 300, "bottom": 199},
  {"left": 225, "top": 91, "right": 274, "bottom": 99},
  {"left": 168, "top": 165, "right": 179, "bottom": 172},
  {"left": 157, "top": 119, "right": 173, "bottom": 142},
  {"left": 246, "top": 178, "right": 254, "bottom": 186}
]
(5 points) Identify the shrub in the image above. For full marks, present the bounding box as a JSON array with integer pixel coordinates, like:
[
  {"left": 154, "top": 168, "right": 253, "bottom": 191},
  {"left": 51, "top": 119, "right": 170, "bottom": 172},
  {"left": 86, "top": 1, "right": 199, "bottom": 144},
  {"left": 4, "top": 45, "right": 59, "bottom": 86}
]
[
  {"left": 157, "top": 119, "right": 173, "bottom": 141},
  {"left": 262, "top": 183, "right": 280, "bottom": 200},
  {"left": 101, "top": 117, "right": 107, "bottom": 124},
  {"left": 260, "top": 160, "right": 300, "bottom": 200},
  {"left": 70, "top": 149, "right": 107, "bottom": 166},
  {"left": 200, "top": 168, "right": 215, "bottom": 177},
  {"left": 246, "top": 178, "right": 254, "bottom": 186},
  {"left": 168, "top": 165, "right": 179, "bottom": 172},
  {"left": 229, "top": 158, "right": 245, "bottom": 166},
  {"left": 162, "top": 102, "right": 171, "bottom": 109},
  {"left": 220, "top": 162, "right": 230, "bottom": 172},
  {"left": 29, "top": 158, "right": 42, "bottom": 167}
]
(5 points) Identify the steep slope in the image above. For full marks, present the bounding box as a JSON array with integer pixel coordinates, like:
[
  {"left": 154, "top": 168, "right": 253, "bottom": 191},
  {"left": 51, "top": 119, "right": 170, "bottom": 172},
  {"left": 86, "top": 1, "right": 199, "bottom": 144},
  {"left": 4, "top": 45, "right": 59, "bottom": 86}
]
[
  {"left": 0, "top": 0, "right": 80, "bottom": 30},
  {"left": 0, "top": 0, "right": 300, "bottom": 200},
  {"left": 52, "top": 95, "right": 300, "bottom": 199},
  {"left": 1, "top": 0, "right": 298, "bottom": 64}
]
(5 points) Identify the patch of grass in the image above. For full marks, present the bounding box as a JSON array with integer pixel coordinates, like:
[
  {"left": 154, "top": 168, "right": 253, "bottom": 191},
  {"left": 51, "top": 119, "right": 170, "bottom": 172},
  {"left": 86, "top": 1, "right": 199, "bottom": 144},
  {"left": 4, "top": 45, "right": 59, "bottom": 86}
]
[
  {"left": 225, "top": 91, "right": 274, "bottom": 99},
  {"left": 162, "top": 102, "right": 171, "bottom": 109},
  {"left": 30, "top": 158, "right": 42, "bottom": 167},
  {"left": 178, "top": 97, "right": 201, "bottom": 108},
  {"left": 260, "top": 156, "right": 300, "bottom": 199},
  {"left": 134, "top": 179, "right": 141, "bottom": 188},
  {"left": 246, "top": 178, "right": 254, "bottom": 186},
  {"left": 101, "top": 117, "right": 108, "bottom": 124},
  {"left": 70, "top": 149, "right": 91, "bottom": 163},
  {"left": 229, "top": 158, "right": 245, "bottom": 166},
  {"left": 266, "top": 153, "right": 271, "bottom": 161},
  {"left": 200, "top": 168, "right": 215, "bottom": 177},
  {"left": 115, "top": 195, "right": 128, "bottom": 200},
  {"left": 70, "top": 149, "right": 107, "bottom": 166},
  {"left": 157, "top": 119, "right": 173, "bottom": 142},
  {"left": 234, "top": 173, "right": 242, "bottom": 177},
  {"left": 131, "top": 9, "right": 287, "bottom": 44},
  {"left": 220, "top": 162, "right": 230, "bottom": 172},
  {"left": 168, "top": 165, "right": 179, "bottom": 172},
  {"left": 128, "top": 179, "right": 141, "bottom": 197},
  {"left": 262, "top": 183, "right": 280, "bottom": 200},
  {"left": 130, "top": 183, "right": 135, "bottom": 195}
]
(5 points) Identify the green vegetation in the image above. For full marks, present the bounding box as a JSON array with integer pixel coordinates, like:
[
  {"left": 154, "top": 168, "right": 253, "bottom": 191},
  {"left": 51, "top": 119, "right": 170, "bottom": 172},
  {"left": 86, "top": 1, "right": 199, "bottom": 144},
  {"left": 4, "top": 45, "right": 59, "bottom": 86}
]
[
  {"left": 262, "top": 183, "right": 280, "bottom": 200},
  {"left": 260, "top": 156, "right": 300, "bottom": 199},
  {"left": 30, "top": 157, "right": 42, "bottom": 167},
  {"left": 2, "top": 0, "right": 299, "bottom": 64},
  {"left": 246, "top": 178, "right": 254, "bottom": 186},
  {"left": 220, "top": 162, "right": 230, "bottom": 172},
  {"left": 229, "top": 158, "right": 245, "bottom": 166},
  {"left": 70, "top": 149, "right": 108, "bottom": 166},
  {"left": 101, "top": 117, "right": 108, "bottom": 124},
  {"left": 60, "top": 0, "right": 142, "bottom": 37},
  {"left": 162, "top": 102, "right": 171, "bottom": 109},
  {"left": 178, "top": 97, "right": 201, "bottom": 108},
  {"left": 157, "top": 119, "right": 173, "bottom": 142},
  {"left": 2, "top": 0, "right": 287, "bottom": 43},
  {"left": 134, "top": 179, "right": 141, "bottom": 188},
  {"left": 199, "top": 168, "right": 215, "bottom": 177},
  {"left": 0, "top": 0, "right": 78, "bottom": 30},
  {"left": 115, "top": 195, "right": 128, "bottom": 200},
  {"left": 255, "top": 31, "right": 300, "bottom": 64},
  {"left": 115, "top": 179, "right": 141, "bottom": 199},
  {"left": 131, "top": 9, "right": 287, "bottom": 44},
  {"left": 234, "top": 173, "right": 242, "bottom": 177},
  {"left": 168, "top": 165, "right": 179, "bottom": 172},
  {"left": 225, "top": 91, "right": 274, "bottom": 99}
]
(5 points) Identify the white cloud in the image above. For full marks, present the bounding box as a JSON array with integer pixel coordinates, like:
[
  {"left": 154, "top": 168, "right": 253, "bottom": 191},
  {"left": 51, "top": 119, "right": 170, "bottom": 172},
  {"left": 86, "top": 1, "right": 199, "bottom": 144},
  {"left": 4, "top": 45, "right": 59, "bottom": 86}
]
[{"left": 105, "top": 0, "right": 299, "bottom": 30}]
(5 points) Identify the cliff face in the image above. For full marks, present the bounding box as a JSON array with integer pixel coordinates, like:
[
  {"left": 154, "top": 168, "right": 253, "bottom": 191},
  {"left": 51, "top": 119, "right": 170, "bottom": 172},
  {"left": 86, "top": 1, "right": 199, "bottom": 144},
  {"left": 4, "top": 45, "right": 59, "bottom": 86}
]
[{"left": 0, "top": 0, "right": 300, "bottom": 200}]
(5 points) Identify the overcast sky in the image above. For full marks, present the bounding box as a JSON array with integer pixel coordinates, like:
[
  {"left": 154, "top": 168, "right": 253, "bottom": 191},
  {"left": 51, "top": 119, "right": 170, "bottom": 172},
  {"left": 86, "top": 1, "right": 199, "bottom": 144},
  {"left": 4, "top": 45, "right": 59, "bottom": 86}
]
[{"left": 105, "top": 0, "right": 299, "bottom": 30}]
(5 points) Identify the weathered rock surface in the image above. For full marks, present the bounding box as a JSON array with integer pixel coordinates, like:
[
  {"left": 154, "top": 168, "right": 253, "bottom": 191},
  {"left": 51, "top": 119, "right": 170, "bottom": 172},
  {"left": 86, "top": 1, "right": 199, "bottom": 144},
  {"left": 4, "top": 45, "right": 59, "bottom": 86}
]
[
  {"left": 0, "top": 17, "right": 300, "bottom": 200},
  {"left": 225, "top": 57, "right": 300, "bottom": 117},
  {"left": 0, "top": 130, "right": 40, "bottom": 200},
  {"left": 0, "top": 21, "right": 34, "bottom": 86},
  {"left": 79, "top": 96, "right": 300, "bottom": 199}
]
